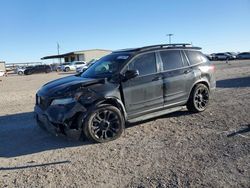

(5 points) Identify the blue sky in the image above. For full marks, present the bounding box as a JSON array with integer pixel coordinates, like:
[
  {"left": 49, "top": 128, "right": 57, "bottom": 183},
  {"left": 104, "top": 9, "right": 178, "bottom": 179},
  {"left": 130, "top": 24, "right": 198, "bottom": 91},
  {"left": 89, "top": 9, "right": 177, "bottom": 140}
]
[{"left": 0, "top": 0, "right": 250, "bottom": 63}]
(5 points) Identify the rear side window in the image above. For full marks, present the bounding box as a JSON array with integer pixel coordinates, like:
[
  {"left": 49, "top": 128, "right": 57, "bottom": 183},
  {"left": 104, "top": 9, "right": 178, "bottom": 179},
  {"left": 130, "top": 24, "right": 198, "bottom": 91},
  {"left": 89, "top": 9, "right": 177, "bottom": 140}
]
[
  {"left": 129, "top": 52, "right": 157, "bottom": 76},
  {"left": 185, "top": 51, "right": 209, "bottom": 65},
  {"left": 160, "top": 50, "right": 183, "bottom": 70}
]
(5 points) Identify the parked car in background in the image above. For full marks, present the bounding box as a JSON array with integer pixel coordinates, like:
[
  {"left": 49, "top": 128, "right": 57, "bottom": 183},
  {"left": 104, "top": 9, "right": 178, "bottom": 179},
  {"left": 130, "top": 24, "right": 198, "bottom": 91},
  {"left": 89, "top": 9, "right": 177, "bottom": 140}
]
[
  {"left": 237, "top": 52, "right": 250, "bottom": 59},
  {"left": 16, "top": 66, "right": 27, "bottom": 75},
  {"left": 213, "top": 53, "right": 235, "bottom": 60},
  {"left": 76, "top": 65, "right": 88, "bottom": 73},
  {"left": 76, "top": 59, "right": 98, "bottom": 73},
  {"left": 62, "top": 61, "right": 86, "bottom": 72},
  {"left": 24, "top": 65, "right": 52, "bottom": 75},
  {"left": 204, "top": 54, "right": 213, "bottom": 60},
  {"left": 50, "top": 64, "right": 60, "bottom": 71},
  {"left": 226, "top": 52, "right": 237, "bottom": 58},
  {"left": 56, "top": 63, "right": 70, "bottom": 72}
]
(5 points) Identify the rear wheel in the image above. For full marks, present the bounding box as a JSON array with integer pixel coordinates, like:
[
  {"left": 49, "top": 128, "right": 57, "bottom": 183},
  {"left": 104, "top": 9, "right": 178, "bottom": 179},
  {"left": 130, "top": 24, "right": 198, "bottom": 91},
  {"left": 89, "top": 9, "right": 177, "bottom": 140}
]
[
  {"left": 187, "top": 84, "right": 210, "bottom": 113},
  {"left": 83, "top": 104, "right": 125, "bottom": 143}
]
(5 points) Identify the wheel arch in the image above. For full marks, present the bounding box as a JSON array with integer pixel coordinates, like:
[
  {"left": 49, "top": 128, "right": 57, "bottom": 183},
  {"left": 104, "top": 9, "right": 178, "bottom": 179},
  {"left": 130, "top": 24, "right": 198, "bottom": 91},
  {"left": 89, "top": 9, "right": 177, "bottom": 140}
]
[
  {"left": 188, "top": 79, "right": 210, "bottom": 99},
  {"left": 95, "top": 97, "right": 128, "bottom": 121}
]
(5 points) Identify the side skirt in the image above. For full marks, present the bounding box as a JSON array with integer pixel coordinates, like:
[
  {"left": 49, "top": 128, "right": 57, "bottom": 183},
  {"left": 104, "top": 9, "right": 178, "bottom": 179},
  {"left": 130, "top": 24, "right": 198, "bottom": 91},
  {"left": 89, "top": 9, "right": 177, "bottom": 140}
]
[{"left": 127, "top": 106, "right": 186, "bottom": 123}]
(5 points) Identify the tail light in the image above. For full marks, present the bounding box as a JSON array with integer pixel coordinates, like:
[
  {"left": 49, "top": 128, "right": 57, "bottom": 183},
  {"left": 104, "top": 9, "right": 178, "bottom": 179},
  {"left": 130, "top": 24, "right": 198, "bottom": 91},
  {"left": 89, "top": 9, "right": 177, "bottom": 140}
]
[{"left": 199, "top": 64, "right": 215, "bottom": 72}]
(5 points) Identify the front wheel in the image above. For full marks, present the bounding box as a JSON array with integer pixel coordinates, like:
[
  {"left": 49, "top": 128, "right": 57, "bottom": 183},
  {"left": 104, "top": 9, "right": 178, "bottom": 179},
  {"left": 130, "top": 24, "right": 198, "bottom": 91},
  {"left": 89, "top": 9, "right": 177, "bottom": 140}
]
[
  {"left": 187, "top": 84, "right": 210, "bottom": 113},
  {"left": 83, "top": 104, "right": 125, "bottom": 143}
]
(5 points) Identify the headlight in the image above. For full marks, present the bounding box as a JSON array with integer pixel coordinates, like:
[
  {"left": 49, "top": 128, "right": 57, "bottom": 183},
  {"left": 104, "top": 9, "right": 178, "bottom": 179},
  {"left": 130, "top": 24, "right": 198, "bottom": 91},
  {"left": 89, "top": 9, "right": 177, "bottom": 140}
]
[
  {"left": 76, "top": 89, "right": 97, "bottom": 104},
  {"left": 51, "top": 97, "right": 76, "bottom": 106}
]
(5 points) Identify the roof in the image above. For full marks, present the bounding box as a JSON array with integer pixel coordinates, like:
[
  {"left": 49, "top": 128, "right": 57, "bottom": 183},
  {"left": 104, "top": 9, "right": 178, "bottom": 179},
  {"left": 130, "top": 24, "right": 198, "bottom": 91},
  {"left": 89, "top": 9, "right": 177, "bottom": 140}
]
[
  {"left": 114, "top": 43, "right": 202, "bottom": 53},
  {"left": 41, "top": 49, "right": 111, "bottom": 60}
]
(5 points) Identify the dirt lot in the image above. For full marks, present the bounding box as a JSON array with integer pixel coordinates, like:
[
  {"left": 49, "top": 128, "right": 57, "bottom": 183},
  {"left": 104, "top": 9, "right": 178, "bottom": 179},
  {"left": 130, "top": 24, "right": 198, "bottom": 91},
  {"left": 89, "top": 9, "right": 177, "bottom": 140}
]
[{"left": 0, "top": 61, "right": 250, "bottom": 187}]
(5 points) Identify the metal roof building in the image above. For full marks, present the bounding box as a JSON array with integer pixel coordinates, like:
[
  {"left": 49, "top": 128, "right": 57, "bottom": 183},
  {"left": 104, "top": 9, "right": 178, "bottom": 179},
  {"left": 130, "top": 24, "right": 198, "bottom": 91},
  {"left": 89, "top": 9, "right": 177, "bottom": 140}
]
[{"left": 42, "top": 49, "right": 111, "bottom": 63}]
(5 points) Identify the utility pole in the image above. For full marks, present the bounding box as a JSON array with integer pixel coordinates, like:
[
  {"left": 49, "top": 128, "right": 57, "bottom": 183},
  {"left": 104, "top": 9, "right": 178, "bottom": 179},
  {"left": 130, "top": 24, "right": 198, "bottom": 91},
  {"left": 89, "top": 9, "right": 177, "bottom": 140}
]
[
  {"left": 57, "top": 42, "right": 62, "bottom": 64},
  {"left": 166, "top": 34, "right": 174, "bottom": 44}
]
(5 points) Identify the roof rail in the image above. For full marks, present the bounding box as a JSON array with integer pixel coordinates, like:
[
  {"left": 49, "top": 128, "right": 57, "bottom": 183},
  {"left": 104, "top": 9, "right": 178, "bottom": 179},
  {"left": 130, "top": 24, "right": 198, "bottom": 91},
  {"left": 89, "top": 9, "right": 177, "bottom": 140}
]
[
  {"left": 139, "top": 43, "right": 201, "bottom": 51},
  {"left": 114, "top": 43, "right": 201, "bottom": 53}
]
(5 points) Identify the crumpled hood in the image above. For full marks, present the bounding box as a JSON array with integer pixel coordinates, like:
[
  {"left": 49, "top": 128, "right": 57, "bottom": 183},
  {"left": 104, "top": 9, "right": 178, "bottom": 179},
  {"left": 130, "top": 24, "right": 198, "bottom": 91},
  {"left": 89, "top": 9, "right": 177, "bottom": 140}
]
[{"left": 37, "top": 75, "right": 104, "bottom": 97}]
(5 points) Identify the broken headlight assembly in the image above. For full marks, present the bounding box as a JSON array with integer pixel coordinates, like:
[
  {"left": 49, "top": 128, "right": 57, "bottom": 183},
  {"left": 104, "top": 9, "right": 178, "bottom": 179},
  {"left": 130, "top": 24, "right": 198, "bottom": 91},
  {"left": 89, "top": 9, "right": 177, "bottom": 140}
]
[
  {"left": 76, "top": 89, "right": 97, "bottom": 105},
  {"left": 50, "top": 88, "right": 97, "bottom": 106},
  {"left": 50, "top": 97, "right": 76, "bottom": 106}
]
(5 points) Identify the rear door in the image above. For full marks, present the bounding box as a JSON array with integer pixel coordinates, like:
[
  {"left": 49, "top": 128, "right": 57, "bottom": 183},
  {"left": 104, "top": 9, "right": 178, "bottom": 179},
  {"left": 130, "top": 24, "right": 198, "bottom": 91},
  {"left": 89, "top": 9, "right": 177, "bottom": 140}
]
[
  {"left": 121, "top": 52, "right": 164, "bottom": 117},
  {"left": 159, "top": 50, "right": 194, "bottom": 106}
]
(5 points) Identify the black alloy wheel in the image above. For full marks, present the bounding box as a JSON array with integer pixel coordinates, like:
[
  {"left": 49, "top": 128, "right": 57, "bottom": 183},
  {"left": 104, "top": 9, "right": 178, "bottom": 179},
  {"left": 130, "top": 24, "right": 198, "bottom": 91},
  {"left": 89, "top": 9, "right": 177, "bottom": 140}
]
[
  {"left": 187, "top": 84, "right": 210, "bottom": 112},
  {"left": 83, "top": 105, "right": 124, "bottom": 143}
]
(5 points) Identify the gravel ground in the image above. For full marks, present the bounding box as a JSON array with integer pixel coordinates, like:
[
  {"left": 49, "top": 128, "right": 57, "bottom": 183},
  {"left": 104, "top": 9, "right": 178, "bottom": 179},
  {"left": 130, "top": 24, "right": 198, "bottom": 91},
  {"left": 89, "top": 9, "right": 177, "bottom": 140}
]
[{"left": 0, "top": 61, "right": 250, "bottom": 187}]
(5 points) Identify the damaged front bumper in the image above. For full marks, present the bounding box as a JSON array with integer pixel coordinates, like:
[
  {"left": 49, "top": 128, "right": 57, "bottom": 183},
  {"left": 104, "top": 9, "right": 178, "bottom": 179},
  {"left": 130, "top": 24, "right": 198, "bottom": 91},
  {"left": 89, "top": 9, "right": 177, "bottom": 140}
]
[{"left": 34, "top": 102, "right": 87, "bottom": 140}]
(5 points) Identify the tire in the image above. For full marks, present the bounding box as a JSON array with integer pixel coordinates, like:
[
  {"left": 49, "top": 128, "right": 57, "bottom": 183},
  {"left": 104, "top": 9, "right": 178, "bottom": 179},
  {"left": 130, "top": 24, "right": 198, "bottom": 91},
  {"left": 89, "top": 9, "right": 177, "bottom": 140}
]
[
  {"left": 82, "top": 104, "right": 125, "bottom": 143},
  {"left": 18, "top": 71, "right": 23, "bottom": 75},
  {"left": 65, "top": 67, "right": 70, "bottom": 72},
  {"left": 187, "top": 83, "right": 210, "bottom": 113}
]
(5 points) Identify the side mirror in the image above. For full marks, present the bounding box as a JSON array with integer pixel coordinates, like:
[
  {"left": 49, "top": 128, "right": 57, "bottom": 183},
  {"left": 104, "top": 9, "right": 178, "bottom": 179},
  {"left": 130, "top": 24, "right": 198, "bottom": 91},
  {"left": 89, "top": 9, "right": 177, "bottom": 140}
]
[{"left": 123, "top": 70, "right": 139, "bottom": 81}]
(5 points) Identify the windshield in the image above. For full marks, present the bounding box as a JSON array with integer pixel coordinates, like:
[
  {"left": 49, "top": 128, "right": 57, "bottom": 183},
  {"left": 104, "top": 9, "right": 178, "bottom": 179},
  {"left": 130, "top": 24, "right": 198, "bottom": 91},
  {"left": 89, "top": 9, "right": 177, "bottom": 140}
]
[{"left": 81, "top": 53, "right": 131, "bottom": 78}]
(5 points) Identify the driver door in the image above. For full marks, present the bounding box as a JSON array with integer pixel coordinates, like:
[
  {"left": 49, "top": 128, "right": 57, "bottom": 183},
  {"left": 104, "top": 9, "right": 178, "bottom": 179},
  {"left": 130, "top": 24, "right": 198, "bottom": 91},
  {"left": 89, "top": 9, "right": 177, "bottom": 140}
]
[{"left": 121, "top": 52, "right": 164, "bottom": 118}]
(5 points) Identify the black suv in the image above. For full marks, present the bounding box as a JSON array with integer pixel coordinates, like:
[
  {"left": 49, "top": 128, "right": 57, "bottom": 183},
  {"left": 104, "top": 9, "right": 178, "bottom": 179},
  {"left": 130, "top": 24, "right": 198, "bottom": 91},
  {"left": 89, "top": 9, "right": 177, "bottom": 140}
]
[
  {"left": 35, "top": 44, "right": 216, "bottom": 143},
  {"left": 24, "top": 65, "right": 52, "bottom": 75}
]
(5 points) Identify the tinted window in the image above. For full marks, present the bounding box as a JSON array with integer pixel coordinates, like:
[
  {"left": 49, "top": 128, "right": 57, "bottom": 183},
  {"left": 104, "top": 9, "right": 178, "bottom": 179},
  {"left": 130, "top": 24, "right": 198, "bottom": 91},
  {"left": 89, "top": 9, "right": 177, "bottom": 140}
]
[
  {"left": 128, "top": 52, "right": 157, "bottom": 76},
  {"left": 185, "top": 51, "right": 209, "bottom": 65},
  {"left": 160, "top": 50, "right": 183, "bottom": 70}
]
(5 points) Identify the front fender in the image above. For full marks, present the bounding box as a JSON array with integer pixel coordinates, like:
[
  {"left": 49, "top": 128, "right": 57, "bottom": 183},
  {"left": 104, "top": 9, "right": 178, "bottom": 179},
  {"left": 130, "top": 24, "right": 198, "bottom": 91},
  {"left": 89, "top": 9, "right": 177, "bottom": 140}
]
[{"left": 94, "top": 97, "right": 128, "bottom": 121}]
